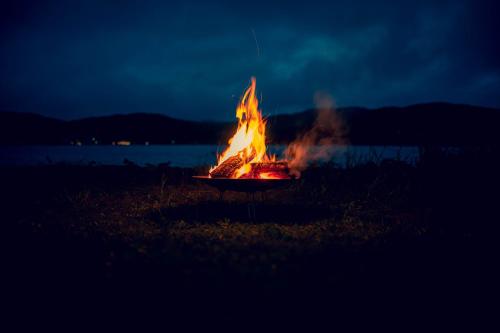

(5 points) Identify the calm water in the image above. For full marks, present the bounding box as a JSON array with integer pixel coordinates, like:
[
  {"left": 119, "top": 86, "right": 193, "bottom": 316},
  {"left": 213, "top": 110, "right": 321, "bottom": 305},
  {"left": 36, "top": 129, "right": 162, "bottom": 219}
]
[{"left": 0, "top": 145, "right": 420, "bottom": 167}]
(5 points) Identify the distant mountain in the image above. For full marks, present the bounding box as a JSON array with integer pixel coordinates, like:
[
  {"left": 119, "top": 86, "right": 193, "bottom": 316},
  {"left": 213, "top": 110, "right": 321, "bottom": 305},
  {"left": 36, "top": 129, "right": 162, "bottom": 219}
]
[
  {"left": 268, "top": 103, "right": 500, "bottom": 145},
  {"left": 66, "top": 113, "right": 232, "bottom": 145},
  {"left": 0, "top": 111, "right": 233, "bottom": 145},
  {"left": 340, "top": 103, "right": 500, "bottom": 145},
  {"left": 1, "top": 103, "right": 499, "bottom": 146},
  {"left": 0, "top": 112, "right": 65, "bottom": 145}
]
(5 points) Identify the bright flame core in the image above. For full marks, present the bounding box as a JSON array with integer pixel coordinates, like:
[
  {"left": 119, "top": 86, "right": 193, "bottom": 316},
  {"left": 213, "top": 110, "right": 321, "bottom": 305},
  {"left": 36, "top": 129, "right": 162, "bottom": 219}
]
[{"left": 210, "top": 77, "right": 275, "bottom": 178}]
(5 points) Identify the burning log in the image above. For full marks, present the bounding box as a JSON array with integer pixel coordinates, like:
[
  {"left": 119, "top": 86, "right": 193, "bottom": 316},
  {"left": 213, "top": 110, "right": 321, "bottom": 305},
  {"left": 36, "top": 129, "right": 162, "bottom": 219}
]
[
  {"left": 210, "top": 158, "right": 290, "bottom": 179},
  {"left": 209, "top": 155, "right": 244, "bottom": 178},
  {"left": 247, "top": 161, "right": 290, "bottom": 179}
]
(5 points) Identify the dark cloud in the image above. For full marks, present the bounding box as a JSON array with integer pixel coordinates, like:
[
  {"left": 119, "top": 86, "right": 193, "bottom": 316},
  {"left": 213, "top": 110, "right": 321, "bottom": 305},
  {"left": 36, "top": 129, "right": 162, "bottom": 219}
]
[{"left": 1, "top": 0, "right": 499, "bottom": 120}]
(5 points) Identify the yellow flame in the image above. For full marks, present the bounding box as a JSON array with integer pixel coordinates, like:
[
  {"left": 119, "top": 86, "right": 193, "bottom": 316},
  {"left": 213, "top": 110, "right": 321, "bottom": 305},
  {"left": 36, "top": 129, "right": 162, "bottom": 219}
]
[{"left": 210, "top": 77, "right": 273, "bottom": 178}]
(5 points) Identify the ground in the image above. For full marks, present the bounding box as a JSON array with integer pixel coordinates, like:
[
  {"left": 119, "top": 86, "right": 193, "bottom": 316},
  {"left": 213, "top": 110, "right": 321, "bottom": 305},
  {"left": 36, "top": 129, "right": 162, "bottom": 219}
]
[{"left": 1, "top": 147, "right": 498, "bottom": 324}]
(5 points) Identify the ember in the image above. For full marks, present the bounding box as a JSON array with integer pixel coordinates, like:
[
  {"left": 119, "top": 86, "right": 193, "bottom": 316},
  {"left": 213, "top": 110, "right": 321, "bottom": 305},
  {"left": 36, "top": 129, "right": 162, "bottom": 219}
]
[{"left": 209, "top": 77, "right": 290, "bottom": 180}]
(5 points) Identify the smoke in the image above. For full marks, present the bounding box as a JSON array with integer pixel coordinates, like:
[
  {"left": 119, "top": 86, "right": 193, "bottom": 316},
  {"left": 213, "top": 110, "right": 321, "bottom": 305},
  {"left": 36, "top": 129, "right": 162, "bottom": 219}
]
[{"left": 284, "top": 91, "right": 348, "bottom": 177}]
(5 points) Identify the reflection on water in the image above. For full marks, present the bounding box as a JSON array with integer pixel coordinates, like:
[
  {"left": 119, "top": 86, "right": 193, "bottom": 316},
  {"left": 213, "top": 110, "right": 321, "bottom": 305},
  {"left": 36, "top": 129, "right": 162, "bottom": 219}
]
[{"left": 0, "top": 144, "right": 420, "bottom": 167}]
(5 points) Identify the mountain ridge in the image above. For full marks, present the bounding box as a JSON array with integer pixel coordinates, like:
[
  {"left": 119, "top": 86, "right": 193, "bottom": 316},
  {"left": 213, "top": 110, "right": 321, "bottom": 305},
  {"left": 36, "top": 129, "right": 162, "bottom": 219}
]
[{"left": 1, "top": 102, "right": 499, "bottom": 145}]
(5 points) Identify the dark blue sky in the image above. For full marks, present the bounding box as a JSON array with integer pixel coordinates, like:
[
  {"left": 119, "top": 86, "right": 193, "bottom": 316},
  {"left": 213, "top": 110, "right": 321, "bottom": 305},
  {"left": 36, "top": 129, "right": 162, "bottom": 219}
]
[{"left": 1, "top": 0, "right": 499, "bottom": 120}]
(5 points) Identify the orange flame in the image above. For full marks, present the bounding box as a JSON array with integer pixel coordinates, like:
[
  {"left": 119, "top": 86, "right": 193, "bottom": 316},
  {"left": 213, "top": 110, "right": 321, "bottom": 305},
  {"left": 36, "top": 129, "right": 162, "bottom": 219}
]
[{"left": 210, "top": 77, "right": 275, "bottom": 178}]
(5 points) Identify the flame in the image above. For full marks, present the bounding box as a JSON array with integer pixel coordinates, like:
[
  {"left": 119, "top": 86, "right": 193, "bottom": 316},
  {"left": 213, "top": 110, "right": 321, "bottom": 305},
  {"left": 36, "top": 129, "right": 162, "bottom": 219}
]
[
  {"left": 207, "top": 80, "right": 343, "bottom": 180},
  {"left": 210, "top": 77, "right": 276, "bottom": 178}
]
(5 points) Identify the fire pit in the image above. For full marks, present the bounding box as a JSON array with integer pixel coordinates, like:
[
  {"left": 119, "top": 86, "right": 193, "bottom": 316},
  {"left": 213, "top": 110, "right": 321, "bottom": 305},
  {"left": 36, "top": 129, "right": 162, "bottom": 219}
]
[{"left": 193, "top": 161, "right": 294, "bottom": 193}]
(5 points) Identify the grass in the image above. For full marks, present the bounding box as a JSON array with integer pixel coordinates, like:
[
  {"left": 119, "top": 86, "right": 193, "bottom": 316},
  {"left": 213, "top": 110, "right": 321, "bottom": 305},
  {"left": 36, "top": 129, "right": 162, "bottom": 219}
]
[{"left": 1, "top": 147, "right": 498, "bottom": 321}]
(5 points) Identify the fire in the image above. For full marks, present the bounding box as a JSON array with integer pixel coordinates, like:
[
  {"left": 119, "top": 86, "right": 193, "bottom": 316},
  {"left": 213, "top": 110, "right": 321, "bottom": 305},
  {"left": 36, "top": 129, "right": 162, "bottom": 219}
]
[
  {"left": 209, "top": 77, "right": 288, "bottom": 179},
  {"left": 205, "top": 78, "right": 343, "bottom": 180}
]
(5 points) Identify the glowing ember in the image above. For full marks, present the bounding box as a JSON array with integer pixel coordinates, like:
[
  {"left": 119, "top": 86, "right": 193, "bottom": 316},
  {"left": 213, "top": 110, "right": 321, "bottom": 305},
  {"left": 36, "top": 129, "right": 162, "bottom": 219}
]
[{"left": 209, "top": 77, "right": 289, "bottom": 179}]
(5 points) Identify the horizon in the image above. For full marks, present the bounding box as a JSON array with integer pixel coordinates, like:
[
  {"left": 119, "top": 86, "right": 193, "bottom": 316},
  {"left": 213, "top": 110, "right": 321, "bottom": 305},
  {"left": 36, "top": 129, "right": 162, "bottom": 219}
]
[
  {"left": 1, "top": 0, "right": 500, "bottom": 121},
  {"left": 1, "top": 100, "right": 499, "bottom": 122}
]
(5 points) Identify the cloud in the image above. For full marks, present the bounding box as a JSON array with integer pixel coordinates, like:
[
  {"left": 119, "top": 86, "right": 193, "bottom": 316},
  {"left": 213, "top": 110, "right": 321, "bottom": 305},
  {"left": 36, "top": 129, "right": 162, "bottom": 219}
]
[{"left": 0, "top": 0, "right": 499, "bottom": 120}]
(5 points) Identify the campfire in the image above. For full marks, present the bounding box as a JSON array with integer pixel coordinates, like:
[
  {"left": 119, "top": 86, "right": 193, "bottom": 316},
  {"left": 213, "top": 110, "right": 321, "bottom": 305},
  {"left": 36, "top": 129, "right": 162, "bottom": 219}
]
[
  {"left": 194, "top": 77, "right": 344, "bottom": 192},
  {"left": 208, "top": 77, "right": 291, "bottom": 180}
]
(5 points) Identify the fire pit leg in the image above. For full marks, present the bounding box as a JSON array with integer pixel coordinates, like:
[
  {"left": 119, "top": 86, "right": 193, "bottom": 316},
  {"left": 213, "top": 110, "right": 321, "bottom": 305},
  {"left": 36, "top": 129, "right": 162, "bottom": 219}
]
[
  {"left": 247, "top": 192, "right": 257, "bottom": 221},
  {"left": 218, "top": 190, "right": 225, "bottom": 201}
]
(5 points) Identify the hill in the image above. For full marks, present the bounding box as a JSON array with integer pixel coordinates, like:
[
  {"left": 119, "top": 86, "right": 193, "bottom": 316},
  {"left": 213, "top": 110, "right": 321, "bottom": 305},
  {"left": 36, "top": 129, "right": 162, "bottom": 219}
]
[{"left": 1, "top": 102, "right": 499, "bottom": 145}]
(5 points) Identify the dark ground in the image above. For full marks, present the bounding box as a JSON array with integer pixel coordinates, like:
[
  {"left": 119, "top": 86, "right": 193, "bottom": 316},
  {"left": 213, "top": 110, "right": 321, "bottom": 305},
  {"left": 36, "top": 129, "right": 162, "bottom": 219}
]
[{"left": 1, "top": 147, "right": 499, "bottom": 328}]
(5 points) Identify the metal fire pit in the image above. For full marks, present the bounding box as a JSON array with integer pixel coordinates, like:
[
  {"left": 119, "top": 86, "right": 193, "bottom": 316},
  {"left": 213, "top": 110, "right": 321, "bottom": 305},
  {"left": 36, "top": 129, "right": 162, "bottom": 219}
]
[{"left": 192, "top": 176, "right": 293, "bottom": 193}]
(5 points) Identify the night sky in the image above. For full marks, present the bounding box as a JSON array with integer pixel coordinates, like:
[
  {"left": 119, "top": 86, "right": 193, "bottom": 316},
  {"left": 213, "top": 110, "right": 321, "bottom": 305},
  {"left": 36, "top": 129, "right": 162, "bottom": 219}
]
[{"left": 1, "top": 0, "right": 499, "bottom": 120}]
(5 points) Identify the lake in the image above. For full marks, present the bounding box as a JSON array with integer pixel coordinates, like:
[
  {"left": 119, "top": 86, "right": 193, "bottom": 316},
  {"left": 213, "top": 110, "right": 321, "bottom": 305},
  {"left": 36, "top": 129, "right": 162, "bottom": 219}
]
[{"left": 0, "top": 145, "right": 420, "bottom": 167}]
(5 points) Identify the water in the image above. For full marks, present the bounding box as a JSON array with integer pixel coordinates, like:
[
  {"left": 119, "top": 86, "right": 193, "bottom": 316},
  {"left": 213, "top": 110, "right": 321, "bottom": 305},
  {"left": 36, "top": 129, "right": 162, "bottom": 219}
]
[{"left": 0, "top": 145, "right": 420, "bottom": 167}]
